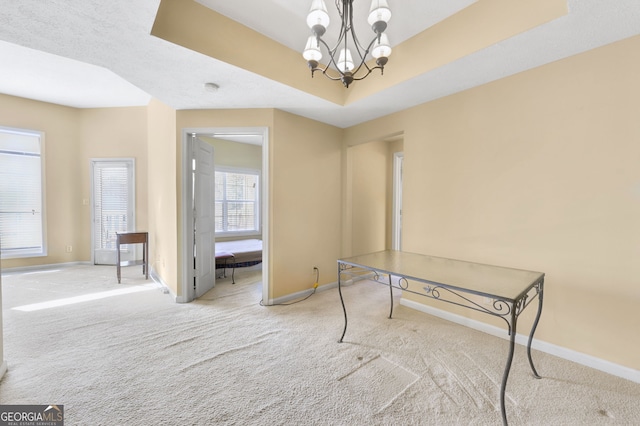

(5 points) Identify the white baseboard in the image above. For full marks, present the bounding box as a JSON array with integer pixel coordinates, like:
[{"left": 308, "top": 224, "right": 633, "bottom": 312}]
[
  {"left": 149, "top": 267, "right": 179, "bottom": 302},
  {"left": 401, "top": 298, "right": 640, "bottom": 384},
  {"left": 269, "top": 280, "right": 338, "bottom": 305},
  {"left": 268, "top": 272, "right": 378, "bottom": 305}
]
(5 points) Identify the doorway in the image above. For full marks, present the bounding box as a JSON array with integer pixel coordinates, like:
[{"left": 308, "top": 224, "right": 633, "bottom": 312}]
[
  {"left": 181, "top": 127, "right": 270, "bottom": 304},
  {"left": 392, "top": 152, "right": 404, "bottom": 251},
  {"left": 347, "top": 134, "right": 403, "bottom": 256}
]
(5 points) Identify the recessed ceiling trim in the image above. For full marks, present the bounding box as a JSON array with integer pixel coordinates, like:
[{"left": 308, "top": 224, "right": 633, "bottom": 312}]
[{"left": 344, "top": 0, "right": 569, "bottom": 104}]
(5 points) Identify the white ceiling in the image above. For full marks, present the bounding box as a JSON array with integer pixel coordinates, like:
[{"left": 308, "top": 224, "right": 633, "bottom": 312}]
[{"left": 0, "top": 0, "right": 639, "bottom": 128}]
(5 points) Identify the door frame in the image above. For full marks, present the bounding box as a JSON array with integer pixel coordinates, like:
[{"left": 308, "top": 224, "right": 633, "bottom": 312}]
[{"left": 180, "top": 127, "right": 270, "bottom": 304}]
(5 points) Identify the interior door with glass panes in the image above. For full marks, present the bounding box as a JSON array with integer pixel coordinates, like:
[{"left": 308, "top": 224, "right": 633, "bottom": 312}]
[{"left": 91, "top": 159, "right": 135, "bottom": 265}]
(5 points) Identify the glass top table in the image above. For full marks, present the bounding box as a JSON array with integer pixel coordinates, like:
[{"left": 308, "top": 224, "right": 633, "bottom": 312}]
[
  {"left": 337, "top": 250, "right": 545, "bottom": 426},
  {"left": 340, "top": 250, "right": 543, "bottom": 301}
]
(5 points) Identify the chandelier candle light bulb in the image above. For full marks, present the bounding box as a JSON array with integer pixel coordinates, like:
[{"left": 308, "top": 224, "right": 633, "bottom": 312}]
[
  {"left": 368, "top": 0, "right": 392, "bottom": 30},
  {"left": 303, "top": 36, "right": 323, "bottom": 62},
  {"left": 371, "top": 33, "right": 392, "bottom": 66},
  {"left": 302, "top": 0, "right": 392, "bottom": 88},
  {"left": 307, "top": 0, "right": 330, "bottom": 36},
  {"left": 337, "top": 48, "right": 355, "bottom": 72}
]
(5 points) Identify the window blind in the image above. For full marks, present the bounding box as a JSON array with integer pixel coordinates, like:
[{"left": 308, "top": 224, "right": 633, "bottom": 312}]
[
  {"left": 214, "top": 169, "right": 259, "bottom": 233},
  {"left": 0, "top": 129, "right": 45, "bottom": 258},
  {"left": 93, "top": 162, "right": 131, "bottom": 251}
]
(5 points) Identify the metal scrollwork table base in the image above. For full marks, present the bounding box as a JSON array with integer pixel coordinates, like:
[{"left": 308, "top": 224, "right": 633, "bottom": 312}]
[{"left": 337, "top": 250, "right": 545, "bottom": 426}]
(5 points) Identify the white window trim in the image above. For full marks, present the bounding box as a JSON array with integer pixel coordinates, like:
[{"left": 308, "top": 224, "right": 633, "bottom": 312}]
[
  {"left": 0, "top": 126, "right": 47, "bottom": 259},
  {"left": 215, "top": 165, "right": 261, "bottom": 238}
]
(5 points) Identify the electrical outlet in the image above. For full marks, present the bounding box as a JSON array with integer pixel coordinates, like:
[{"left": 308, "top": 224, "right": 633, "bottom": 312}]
[{"left": 65, "top": 245, "right": 73, "bottom": 253}]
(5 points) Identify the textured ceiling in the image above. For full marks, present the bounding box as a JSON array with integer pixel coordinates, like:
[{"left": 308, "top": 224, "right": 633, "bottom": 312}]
[{"left": 0, "top": 0, "right": 639, "bottom": 128}]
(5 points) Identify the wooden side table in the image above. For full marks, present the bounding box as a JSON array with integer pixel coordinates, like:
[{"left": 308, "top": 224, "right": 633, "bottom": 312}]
[{"left": 116, "top": 232, "right": 149, "bottom": 283}]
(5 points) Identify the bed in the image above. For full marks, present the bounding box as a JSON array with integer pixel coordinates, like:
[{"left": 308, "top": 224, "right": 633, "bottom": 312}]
[{"left": 215, "top": 239, "right": 262, "bottom": 284}]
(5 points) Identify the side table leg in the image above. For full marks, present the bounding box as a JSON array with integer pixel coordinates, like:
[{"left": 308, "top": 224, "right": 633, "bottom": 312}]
[
  {"left": 231, "top": 255, "right": 236, "bottom": 284},
  {"left": 144, "top": 241, "right": 149, "bottom": 279},
  {"left": 117, "top": 241, "right": 122, "bottom": 284}
]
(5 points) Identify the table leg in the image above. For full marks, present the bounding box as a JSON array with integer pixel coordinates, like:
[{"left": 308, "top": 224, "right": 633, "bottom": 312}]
[
  {"left": 144, "top": 241, "right": 149, "bottom": 279},
  {"left": 338, "top": 263, "right": 348, "bottom": 343},
  {"left": 388, "top": 274, "right": 394, "bottom": 319},
  {"left": 231, "top": 255, "right": 236, "bottom": 284},
  {"left": 500, "top": 308, "right": 518, "bottom": 426},
  {"left": 527, "top": 280, "right": 544, "bottom": 378}
]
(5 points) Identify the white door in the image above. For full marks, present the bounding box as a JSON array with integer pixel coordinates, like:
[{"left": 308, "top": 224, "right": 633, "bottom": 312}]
[
  {"left": 191, "top": 136, "right": 216, "bottom": 298},
  {"left": 91, "top": 159, "right": 135, "bottom": 265}
]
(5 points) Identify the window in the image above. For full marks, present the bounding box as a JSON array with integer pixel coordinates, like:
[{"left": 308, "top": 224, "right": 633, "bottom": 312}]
[
  {"left": 0, "top": 127, "right": 46, "bottom": 259},
  {"left": 214, "top": 168, "right": 260, "bottom": 235}
]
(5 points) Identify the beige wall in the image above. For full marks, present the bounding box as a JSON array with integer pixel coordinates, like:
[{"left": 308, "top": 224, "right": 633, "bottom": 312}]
[
  {"left": 176, "top": 109, "right": 343, "bottom": 300},
  {"left": 349, "top": 140, "right": 389, "bottom": 255},
  {"left": 201, "top": 136, "right": 263, "bottom": 171},
  {"left": 147, "top": 99, "right": 178, "bottom": 294},
  {"left": 271, "top": 110, "right": 342, "bottom": 298},
  {"left": 344, "top": 35, "right": 640, "bottom": 371},
  {"left": 0, "top": 95, "right": 81, "bottom": 268},
  {"left": 343, "top": 137, "right": 404, "bottom": 256},
  {"left": 0, "top": 95, "right": 177, "bottom": 296},
  {"left": 3, "top": 33, "right": 638, "bottom": 374},
  {"left": 0, "top": 95, "right": 150, "bottom": 269},
  {"left": 79, "top": 107, "right": 149, "bottom": 261}
]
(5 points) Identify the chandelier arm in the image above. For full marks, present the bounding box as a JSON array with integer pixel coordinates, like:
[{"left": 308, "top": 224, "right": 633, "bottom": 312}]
[
  {"left": 351, "top": 66, "right": 382, "bottom": 81},
  {"left": 313, "top": 34, "right": 386, "bottom": 82},
  {"left": 346, "top": 3, "right": 369, "bottom": 57},
  {"left": 346, "top": 34, "right": 382, "bottom": 78},
  {"left": 348, "top": 58, "right": 372, "bottom": 78},
  {"left": 312, "top": 55, "right": 347, "bottom": 82},
  {"left": 321, "top": 71, "right": 347, "bottom": 82},
  {"left": 323, "top": 5, "right": 348, "bottom": 56},
  {"left": 315, "top": 37, "right": 342, "bottom": 73},
  {"left": 340, "top": 0, "right": 352, "bottom": 56},
  {"left": 309, "top": 63, "right": 346, "bottom": 82},
  {"left": 331, "top": 22, "right": 348, "bottom": 54}
]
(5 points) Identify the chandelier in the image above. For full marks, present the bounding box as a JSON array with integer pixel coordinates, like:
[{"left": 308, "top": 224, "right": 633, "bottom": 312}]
[{"left": 303, "top": 0, "right": 392, "bottom": 88}]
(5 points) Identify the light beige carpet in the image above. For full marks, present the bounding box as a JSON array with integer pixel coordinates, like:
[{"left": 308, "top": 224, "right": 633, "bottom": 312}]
[{"left": 1, "top": 264, "right": 639, "bottom": 425}]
